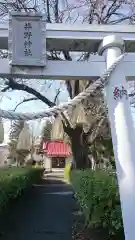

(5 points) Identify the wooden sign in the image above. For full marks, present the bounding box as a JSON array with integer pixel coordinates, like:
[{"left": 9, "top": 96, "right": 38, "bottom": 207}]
[{"left": 8, "top": 12, "right": 46, "bottom": 67}]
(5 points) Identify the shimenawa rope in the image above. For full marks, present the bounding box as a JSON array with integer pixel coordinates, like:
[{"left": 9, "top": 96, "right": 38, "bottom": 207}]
[{"left": 0, "top": 54, "right": 124, "bottom": 120}]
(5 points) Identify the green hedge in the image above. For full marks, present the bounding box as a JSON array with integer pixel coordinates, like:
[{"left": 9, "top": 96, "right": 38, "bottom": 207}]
[
  {"left": 0, "top": 166, "right": 44, "bottom": 213},
  {"left": 70, "top": 169, "right": 123, "bottom": 235}
]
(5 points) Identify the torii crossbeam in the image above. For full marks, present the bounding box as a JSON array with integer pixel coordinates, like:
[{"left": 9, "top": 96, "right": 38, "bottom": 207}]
[
  {"left": 0, "top": 21, "right": 135, "bottom": 52},
  {"left": 0, "top": 11, "right": 135, "bottom": 79}
]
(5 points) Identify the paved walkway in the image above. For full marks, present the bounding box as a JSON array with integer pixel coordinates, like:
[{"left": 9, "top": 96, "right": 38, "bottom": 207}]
[{"left": 0, "top": 172, "right": 75, "bottom": 240}]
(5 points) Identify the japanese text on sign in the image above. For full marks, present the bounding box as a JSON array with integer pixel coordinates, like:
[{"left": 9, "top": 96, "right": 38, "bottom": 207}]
[
  {"left": 113, "top": 86, "right": 128, "bottom": 100},
  {"left": 24, "top": 22, "right": 32, "bottom": 57}
]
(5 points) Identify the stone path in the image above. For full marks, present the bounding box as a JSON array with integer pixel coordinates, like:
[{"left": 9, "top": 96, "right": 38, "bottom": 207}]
[{"left": 0, "top": 172, "right": 75, "bottom": 240}]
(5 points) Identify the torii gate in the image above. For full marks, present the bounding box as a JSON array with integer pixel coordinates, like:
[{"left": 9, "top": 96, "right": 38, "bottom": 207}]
[{"left": 1, "top": 11, "right": 135, "bottom": 239}]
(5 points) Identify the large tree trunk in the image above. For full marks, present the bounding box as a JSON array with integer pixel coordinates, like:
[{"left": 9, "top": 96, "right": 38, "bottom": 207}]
[{"left": 64, "top": 123, "right": 91, "bottom": 169}]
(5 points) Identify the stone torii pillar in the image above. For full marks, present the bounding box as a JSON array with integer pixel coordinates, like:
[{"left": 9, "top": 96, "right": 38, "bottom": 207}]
[{"left": 98, "top": 35, "right": 135, "bottom": 240}]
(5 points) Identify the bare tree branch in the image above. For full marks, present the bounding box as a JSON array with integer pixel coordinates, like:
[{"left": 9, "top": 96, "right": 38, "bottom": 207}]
[
  {"left": 54, "top": 0, "right": 59, "bottom": 23},
  {"left": 5, "top": 78, "right": 55, "bottom": 107},
  {"left": 46, "top": 0, "right": 51, "bottom": 23},
  {"left": 3, "top": 77, "right": 72, "bottom": 130},
  {"left": 14, "top": 97, "right": 38, "bottom": 111},
  {"left": 54, "top": 88, "right": 60, "bottom": 103}
]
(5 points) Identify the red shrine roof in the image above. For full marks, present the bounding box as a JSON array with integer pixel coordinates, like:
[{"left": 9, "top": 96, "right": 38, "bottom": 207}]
[{"left": 42, "top": 140, "right": 72, "bottom": 157}]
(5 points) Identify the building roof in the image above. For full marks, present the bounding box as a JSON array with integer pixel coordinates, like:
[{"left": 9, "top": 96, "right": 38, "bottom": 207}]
[{"left": 43, "top": 140, "right": 72, "bottom": 157}]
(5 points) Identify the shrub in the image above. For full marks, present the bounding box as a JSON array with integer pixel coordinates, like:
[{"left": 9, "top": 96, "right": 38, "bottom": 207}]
[
  {"left": 0, "top": 166, "right": 44, "bottom": 213},
  {"left": 70, "top": 169, "right": 123, "bottom": 235}
]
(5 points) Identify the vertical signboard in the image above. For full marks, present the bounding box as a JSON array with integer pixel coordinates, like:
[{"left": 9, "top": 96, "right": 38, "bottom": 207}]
[{"left": 8, "top": 12, "right": 46, "bottom": 67}]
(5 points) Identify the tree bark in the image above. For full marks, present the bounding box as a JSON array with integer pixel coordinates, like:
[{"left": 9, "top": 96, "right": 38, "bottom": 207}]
[{"left": 64, "top": 123, "right": 91, "bottom": 169}]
